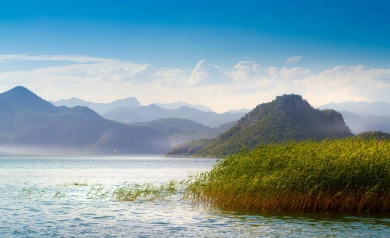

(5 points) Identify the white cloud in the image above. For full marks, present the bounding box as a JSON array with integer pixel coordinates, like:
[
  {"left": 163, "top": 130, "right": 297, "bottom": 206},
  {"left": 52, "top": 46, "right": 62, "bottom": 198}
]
[
  {"left": 1, "top": 54, "right": 390, "bottom": 112},
  {"left": 231, "top": 61, "right": 261, "bottom": 81},
  {"left": 279, "top": 66, "right": 310, "bottom": 77},
  {"left": 286, "top": 56, "right": 304, "bottom": 64},
  {"left": 267, "top": 67, "right": 278, "bottom": 77},
  {"left": 0, "top": 55, "right": 187, "bottom": 84},
  {"left": 187, "top": 60, "right": 231, "bottom": 85}
]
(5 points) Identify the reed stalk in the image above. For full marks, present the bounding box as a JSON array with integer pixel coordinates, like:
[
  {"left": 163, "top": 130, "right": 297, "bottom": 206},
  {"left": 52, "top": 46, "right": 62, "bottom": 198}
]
[{"left": 112, "top": 180, "right": 178, "bottom": 201}]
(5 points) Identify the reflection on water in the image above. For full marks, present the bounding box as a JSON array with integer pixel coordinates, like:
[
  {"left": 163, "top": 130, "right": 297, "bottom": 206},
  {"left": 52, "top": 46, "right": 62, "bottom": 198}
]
[{"left": 0, "top": 157, "right": 389, "bottom": 237}]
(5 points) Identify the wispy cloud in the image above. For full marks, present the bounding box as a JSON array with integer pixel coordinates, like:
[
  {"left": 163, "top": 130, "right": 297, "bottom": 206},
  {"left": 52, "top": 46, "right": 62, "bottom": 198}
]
[
  {"left": 286, "top": 56, "right": 304, "bottom": 64},
  {"left": 231, "top": 61, "right": 261, "bottom": 81},
  {"left": 279, "top": 66, "right": 310, "bottom": 77},
  {"left": 188, "top": 60, "right": 231, "bottom": 85},
  {"left": 0, "top": 54, "right": 117, "bottom": 63}
]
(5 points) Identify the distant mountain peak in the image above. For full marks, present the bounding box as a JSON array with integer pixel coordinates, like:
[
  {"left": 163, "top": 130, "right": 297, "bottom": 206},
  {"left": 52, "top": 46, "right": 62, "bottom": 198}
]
[
  {"left": 11, "top": 86, "right": 28, "bottom": 90},
  {"left": 0, "top": 86, "right": 59, "bottom": 114},
  {"left": 2, "top": 86, "right": 34, "bottom": 97}
]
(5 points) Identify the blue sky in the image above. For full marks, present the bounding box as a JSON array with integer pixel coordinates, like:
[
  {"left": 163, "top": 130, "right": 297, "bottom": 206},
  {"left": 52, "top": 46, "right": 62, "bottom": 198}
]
[{"left": 1, "top": 0, "right": 390, "bottom": 112}]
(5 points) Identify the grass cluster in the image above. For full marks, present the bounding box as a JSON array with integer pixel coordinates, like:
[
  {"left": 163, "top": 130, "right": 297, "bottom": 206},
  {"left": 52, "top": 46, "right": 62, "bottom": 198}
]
[
  {"left": 16, "top": 181, "right": 181, "bottom": 201},
  {"left": 57, "top": 182, "right": 88, "bottom": 187},
  {"left": 112, "top": 180, "right": 179, "bottom": 201},
  {"left": 184, "top": 138, "right": 390, "bottom": 213}
]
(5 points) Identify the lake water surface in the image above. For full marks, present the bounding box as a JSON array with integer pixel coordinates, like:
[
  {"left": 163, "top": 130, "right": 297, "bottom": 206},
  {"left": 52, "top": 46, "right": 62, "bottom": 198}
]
[{"left": 1, "top": 157, "right": 390, "bottom": 237}]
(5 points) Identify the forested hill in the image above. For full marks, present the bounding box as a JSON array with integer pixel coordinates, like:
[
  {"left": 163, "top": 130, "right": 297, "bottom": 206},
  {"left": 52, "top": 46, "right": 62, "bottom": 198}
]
[{"left": 167, "top": 94, "right": 353, "bottom": 157}]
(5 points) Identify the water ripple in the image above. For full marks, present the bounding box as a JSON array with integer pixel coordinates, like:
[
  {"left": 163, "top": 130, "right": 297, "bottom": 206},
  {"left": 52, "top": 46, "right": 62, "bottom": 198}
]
[{"left": 1, "top": 157, "right": 390, "bottom": 237}]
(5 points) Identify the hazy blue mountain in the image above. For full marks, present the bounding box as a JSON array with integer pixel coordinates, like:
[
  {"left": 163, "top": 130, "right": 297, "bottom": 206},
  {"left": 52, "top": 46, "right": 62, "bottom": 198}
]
[
  {"left": 52, "top": 97, "right": 141, "bottom": 114},
  {"left": 0, "top": 86, "right": 171, "bottom": 156},
  {"left": 338, "top": 111, "right": 390, "bottom": 134},
  {"left": 0, "top": 86, "right": 60, "bottom": 114},
  {"left": 318, "top": 101, "right": 390, "bottom": 116},
  {"left": 0, "top": 86, "right": 102, "bottom": 135},
  {"left": 134, "top": 118, "right": 210, "bottom": 135},
  {"left": 8, "top": 120, "right": 170, "bottom": 156},
  {"left": 133, "top": 118, "right": 211, "bottom": 146},
  {"left": 102, "top": 105, "right": 245, "bottom": 128},
  {"left": 0, "top": 98, "right": 16, "bottom": 133},
  {"left": 227, "top": 108, "right": 251, "bottom": 113},
  {"left": 361, "top": 117, "right": 390, "bottom": 134},
  {"left": 338, "top": 111, "right": 366, "bottom": 134},
  {"left": 154, "top": 101, "right": 213, "bottom": 112},
  {"left": 103, "top": 107, "right": 145, "bottom": 123},
  {"left": 200, "top": 121, "right": 237, "bottom": 139},
  {"left": 131, "top": 117, "right": 238, "bottom": 147},
  {"left": 167, "top": 94, "right": 352, "bottom": 157}
]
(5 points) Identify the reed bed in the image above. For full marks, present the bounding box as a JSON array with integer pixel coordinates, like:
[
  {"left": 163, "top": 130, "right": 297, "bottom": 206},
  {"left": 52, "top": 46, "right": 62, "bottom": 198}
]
[{"left": 184, "top": 138, "right": 390, "bottom": 213}]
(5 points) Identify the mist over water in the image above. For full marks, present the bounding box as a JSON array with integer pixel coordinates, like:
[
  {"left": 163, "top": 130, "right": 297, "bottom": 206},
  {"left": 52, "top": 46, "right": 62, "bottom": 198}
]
[{"left": 1, "top": 157, "right": 389, "bottom": 237}]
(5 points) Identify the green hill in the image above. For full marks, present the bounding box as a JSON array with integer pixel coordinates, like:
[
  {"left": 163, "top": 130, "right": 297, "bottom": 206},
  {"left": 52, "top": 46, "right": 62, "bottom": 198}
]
[
  {"left": 167, "top": 94, "right": 352, "bottom": 157},
  {"left": 355, "top": 131, "right": 390, "bottom": 140}
]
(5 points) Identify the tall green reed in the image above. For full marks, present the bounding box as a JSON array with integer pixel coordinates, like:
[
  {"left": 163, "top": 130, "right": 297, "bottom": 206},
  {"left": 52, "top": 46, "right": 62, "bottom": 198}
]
[{"left": 184, "top": 138, "right": 390, "bottom": 213}]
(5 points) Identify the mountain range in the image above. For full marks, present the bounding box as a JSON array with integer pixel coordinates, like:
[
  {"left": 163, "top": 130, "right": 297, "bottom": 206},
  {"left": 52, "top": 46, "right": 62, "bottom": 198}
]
[
  {"left": 52, "top": 98, "right": 215, "bottom": 114},
  {"left": 0, "top": 86, "right": 171, "bottom": 156},
  {"left": 51, "top": 97, "right": 141, "bottom": 114},
  {"left": 2, "top": 86, "right": 389, "bottom": 157},
  {"left": 53, "top": 97, "right": 245, "bottom": 128},
  {"left": 0, "top": 86, "right": 241, "bottom": 156},
  {"left": 102, "top": 105, "right": 245, "bottom": 128}
]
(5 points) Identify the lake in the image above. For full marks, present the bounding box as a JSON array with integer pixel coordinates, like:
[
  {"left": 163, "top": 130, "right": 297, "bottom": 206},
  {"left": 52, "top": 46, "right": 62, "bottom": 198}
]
[{"left": 1, "top": 157, "right": 390, "bottom": 237}]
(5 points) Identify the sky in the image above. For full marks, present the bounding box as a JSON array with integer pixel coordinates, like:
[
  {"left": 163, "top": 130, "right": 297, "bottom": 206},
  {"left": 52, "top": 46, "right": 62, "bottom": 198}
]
[{"left": 1, "top": 0, "right": 390, "bottom": 112}]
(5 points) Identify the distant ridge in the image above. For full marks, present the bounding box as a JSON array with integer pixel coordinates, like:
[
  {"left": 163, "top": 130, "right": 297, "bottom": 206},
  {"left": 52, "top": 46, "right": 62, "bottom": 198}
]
[
  {"left": 52, "top": 97, "right": 141, "bottom": 114},
  {"left": 318, "top": 101, "right": 390, "bottom": 116},
  {"left": 167, "top": 94, "right": 352, "bottom": 157},
  {"left": 154, "top": 101, "right": 213, "bottom": 112},
  {"left": 102, "top": 104, "right": 245, "bottom": 128},
  {"left": 338, "top": 111, "right": 390, "bottom": 134}
]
